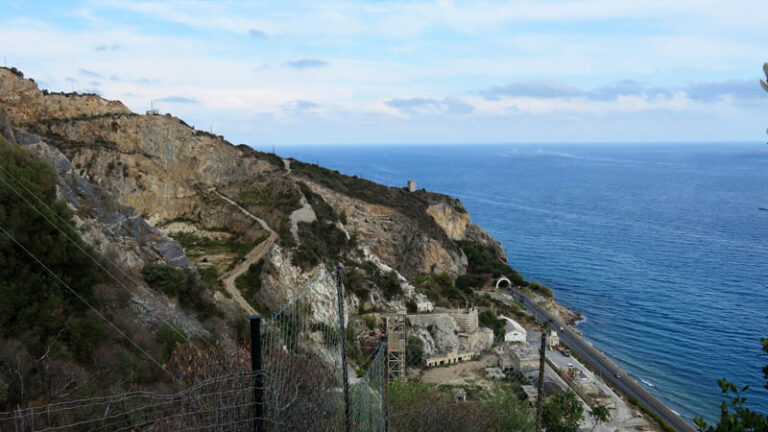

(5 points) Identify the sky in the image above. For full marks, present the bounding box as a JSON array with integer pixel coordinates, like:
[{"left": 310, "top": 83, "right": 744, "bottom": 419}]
[{"left": 1, "top": 0, "right": 767, "bottom": 146}]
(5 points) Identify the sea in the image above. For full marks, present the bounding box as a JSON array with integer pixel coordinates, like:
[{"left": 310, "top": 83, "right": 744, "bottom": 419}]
[{"left": 274, "top": 143, "right": 768, "bottom": 423}]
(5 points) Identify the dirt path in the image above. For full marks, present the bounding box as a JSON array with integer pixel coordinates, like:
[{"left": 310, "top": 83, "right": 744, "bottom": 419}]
[{"left": 210, "top": 189, "right": 278, "bottom": 315}]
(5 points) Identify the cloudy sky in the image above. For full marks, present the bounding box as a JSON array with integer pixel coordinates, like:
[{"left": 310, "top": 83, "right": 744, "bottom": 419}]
[{"left": 2, "top": 0, "right": 767, "bottom": 146}]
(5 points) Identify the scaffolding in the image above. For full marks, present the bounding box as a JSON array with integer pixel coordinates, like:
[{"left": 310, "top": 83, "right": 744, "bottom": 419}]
[{"left": 386, "top": 312, "right": 407, "bottom": 381}]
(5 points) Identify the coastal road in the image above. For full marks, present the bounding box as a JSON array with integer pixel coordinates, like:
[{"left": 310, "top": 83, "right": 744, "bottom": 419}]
[{"left": 504, "top": 287, "right": 697, "bottom": 432}]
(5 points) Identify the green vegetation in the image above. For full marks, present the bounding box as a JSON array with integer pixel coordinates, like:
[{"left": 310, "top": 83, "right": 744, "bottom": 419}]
[
  {"left": 415, "top": 272, "right": 469, "bottom": 306},
  {"left": 461, "top": 241, "right": 524, "bottom": 284},
  {"left": 0, "top": 138, "right": 104, "bottom": 362},
  {"left": 141, "top": 264, "right": 219, "bottom": 318},
  {"left": 388, "top": 381, "right": 534, "bottom": 432},
  {"left": 292, "top": 184, "right": 356, "bottom": 269},
  {"left": 406, "top": 336, "right": 425, "bottom": 367},
  {"left": 589, "top": 404, "right": 611, "bottom": 432},
  {"left": 627, "top": 396, "right": 675, "bottom": 432},
  {"left": 293, "top": 219, "right": 354, "bottom": 269},
  {"left": 290, "top": 159, "right": 462, "bottom": 252},
  {"left": 235, "top": 259, "right": 264, "bottom": 308},
  {"left": 171, "top": 231, "right": 265, "bottom": 260},
  {"left": 693, "top": 338, "right": 768, "bottom": 432},
  {"left": 344, "top": 267, "right": 371, "bottom": 300},
  {"left": 479, "top": 310, "right": 506, "bottom": 340},
  {"left": 528, "top": 281, "right": 554, "bottom": 299},
  {"left": 542, "top": 391, "right": 584, "bottom": 432},
  {"left": 235, "top": 179, "right": 301, "bottom": 215},
  {"left": 155, "top": 323, "right": 187, "bottom": 362},
  {"left": 343, "top": 262, "right": 402, "bottom": 301}
]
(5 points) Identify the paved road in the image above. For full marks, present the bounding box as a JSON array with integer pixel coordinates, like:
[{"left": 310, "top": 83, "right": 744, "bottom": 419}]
[{"left": 504, "top": 287, "right": 696, "bottom": 432}]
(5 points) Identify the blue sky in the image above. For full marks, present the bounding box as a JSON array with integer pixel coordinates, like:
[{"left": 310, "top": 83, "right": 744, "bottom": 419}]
[{"left": 1, "top": 0, "right": 767, "bottom": 145}]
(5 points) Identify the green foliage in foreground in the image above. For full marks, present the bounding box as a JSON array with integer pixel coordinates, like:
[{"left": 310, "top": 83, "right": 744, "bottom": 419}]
[
  {"left": 542, "top": 391, "right": 584, "bottom": 432},
  {"left": 0, "top": 138, "right": 103, "bottom": 362},
  {"left": 388, "top": 381, "right": 534, "bottom": 432},
  {"left": 693, "top": 338, "right": 768, "bottom": 432}
]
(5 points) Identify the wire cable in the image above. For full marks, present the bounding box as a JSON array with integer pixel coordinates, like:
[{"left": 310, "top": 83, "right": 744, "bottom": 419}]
[{"left": 0, "top": 223, "right": 176, "bottom": 381}]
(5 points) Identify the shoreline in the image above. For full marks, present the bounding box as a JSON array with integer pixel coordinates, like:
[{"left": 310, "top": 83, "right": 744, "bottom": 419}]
[{"left": 507, "top": 285, "right": 695, "bottom": 432}]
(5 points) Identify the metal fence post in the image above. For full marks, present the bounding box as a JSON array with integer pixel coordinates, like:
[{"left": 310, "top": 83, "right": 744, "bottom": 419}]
[
  {"left": 335, "top": 264, "right": 351, "bottom": 432},
  {"left": 250, "top": 314, "right": 265, "bottom": 432},
  {"left": 381, "top": 336, "right": 389, "bottom": 432}
]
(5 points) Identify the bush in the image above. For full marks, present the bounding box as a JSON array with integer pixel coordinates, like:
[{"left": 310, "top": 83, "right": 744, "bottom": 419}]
[
  {"left": 0, "top": 377, "right": 7, "bottom": 404},
  {"left": 406, "top": 336, "right": 425, "bottom": 367},
  {"left": 142, "top": 264, "right": 219, "bottom": 318},
  {"left": 479, "top": 311, "right": 506, "bottom": 340},
  {"left": 0, "top": 139, "right": 103, "bottom": 361},
  {"left": 235, "top": 260, "right": 264, "bottom": 307},
  {"left": 344, "top": 267, "right": 370, "bottom": 300},
  {"left": 461, "top": 241, "right": 525, "bottom": 285},
  {"left": 155, "top": 324, "right": 187, "bottom": 362},
  {"left": 528, "top": 281, "right": 554, "bottom": 299},
  {"left": 364, "top": 314, "right": 377, "bottom": 330}
]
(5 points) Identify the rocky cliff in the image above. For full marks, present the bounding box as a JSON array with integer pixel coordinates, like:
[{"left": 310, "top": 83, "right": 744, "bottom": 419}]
[{"left": 0, "top": 66, "right": 509, "bottom": 334}]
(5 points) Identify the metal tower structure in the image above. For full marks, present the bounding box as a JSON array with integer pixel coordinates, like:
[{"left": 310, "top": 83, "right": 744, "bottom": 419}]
[{"left": 386, "top": 312, "right": 407, "bottom": 381}]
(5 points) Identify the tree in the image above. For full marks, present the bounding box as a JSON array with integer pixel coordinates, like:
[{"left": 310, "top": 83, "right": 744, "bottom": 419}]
[
  {"left": 589, "top": 404, "right": 611, "bottom": 432},
  {"left": 761, "top": 62, "right": 768, "bottom": 93},
  {"left": 406, "top": 336, "right": 424, "bottom": 367},
  {"left": 542, "top": 391, "right": 584, "bottom": 432},
  {"left": 693, "top": 339, "right": 768, "bottom": 432}
]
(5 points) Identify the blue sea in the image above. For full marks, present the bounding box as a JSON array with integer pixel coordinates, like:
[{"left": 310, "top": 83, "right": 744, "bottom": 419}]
[{"left": 274, "top": 143, "right": 768, "bottom": 423}]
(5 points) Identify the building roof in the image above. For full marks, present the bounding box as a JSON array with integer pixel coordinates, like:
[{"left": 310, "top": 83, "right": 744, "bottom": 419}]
[{"left": 499, "top": 315, "right": 526, "bottom": 334}]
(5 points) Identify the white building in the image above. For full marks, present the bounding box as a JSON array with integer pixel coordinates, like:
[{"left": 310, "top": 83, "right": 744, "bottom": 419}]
[{"left": 499, "top": 315, "right": 527, "bottom": 343}]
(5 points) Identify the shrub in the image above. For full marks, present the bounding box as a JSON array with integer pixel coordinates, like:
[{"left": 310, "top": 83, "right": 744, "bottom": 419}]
[
  {"left": 155, "top": 324, "right": 187, "bottom": 362},
  {"left": 364, "top": 314, "right": 377, "bottom": 330},
  {"left": 461, "top": 241, "right": 525, "bottom": 285},
  {"left": 235, "top": 260, "right": 264, "bottom": 307},
  {"left": 528, "top": 281, "right": 554, "bottom": 299},
  {"left": 479, "top": 311, "right": 506, "bottom": 340},
  {"left": 0, "top": 139, "right": 103, "bottom": 361},
  {"left": 142, "top": 264, "right": 219, "bottom": 318},
  {"left": 406, "top": 336, "right": 425, "bottom": 367}
]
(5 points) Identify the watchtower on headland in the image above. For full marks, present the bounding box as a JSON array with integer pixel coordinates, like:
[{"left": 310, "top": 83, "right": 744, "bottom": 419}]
[{"left": 407, "top": 179, "right": 416, "bottom": 192}]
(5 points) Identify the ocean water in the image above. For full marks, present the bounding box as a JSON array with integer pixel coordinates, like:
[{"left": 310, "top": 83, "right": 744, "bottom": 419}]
[{"left": 274, "top": 143, "right": 768, "bottom": 423}]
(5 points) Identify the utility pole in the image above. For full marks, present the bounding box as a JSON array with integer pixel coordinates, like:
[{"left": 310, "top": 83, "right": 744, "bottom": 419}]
[{"left": 536, "top": 331, "right": 547, "bottom": 432}]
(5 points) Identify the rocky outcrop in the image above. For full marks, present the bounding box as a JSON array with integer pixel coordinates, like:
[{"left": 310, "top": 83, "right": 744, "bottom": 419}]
[
  {"left": 426, "top": 201, "right": 470, "bottom": 241},
  {"left": 302, "top": 180, "right": 467, "bottom": 279},
  {"left": 0, "top": 68, "right": 131, "bottom": 124}
]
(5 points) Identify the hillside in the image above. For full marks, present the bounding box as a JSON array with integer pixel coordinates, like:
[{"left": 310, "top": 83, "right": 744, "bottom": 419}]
[{"left": 0, "top": 67, "right": 516, "bottom": 409}]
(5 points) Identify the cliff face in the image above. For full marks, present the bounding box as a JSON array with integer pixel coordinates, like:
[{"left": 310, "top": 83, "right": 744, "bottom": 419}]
[{"left": 0, "top": 67, "right": 508, "bottom": 325}]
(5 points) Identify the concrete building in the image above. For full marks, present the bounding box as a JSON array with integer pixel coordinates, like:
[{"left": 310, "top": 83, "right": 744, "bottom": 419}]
[
  {"left": 499, "top": 343, "right": 539, "bottom": 378},
  {"left": 407, "top": 179, "right": 416, "bottom": 192},
  {"left": 499, "top": 315, "right": 527, "bottom": 343},
  {"left": 425, "top": 348, "right": 474, "bottom": 367},
  {"left": 548, "top": 330, "right": 560, "bottom": 350}
]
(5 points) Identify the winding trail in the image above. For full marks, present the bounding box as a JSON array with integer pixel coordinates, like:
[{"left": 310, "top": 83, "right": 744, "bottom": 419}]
[{"left": 210, "top": 189, "right": 278, "bottom": 315}]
